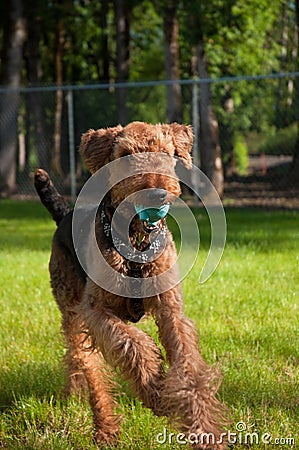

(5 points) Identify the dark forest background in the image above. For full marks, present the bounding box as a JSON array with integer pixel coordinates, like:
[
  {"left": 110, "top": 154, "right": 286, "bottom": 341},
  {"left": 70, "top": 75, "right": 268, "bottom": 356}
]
[{"left": 0, "top": 0, "right": 299, "bottom": 197}]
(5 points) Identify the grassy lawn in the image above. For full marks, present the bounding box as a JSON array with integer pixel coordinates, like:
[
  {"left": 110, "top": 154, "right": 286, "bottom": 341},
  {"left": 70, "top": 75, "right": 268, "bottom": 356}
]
[{"left": 0, "top": 200, "right": 298, "bottom": 449}]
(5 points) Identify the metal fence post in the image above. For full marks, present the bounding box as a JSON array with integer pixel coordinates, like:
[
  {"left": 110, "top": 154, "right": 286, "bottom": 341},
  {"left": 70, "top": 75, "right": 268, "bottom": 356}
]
[{"left": 67, "top": 89, "right": 76, "bottom": 204}]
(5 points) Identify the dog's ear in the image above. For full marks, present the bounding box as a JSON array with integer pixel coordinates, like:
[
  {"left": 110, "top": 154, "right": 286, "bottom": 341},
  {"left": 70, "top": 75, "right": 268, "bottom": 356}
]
[
  {"left": 169, "top": 123, "right": 193, "bottom": 169},
  {"left": 80, "top": 125, "right": 123, "bottom": 173}
]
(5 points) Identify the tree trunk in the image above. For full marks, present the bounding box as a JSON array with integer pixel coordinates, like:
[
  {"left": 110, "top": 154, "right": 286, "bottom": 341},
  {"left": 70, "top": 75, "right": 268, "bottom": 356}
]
[
  {"left": 197, "top": 42, "right": 224, "bottom": 197},
  {"left": 163, "top": 1, "right": 182, "bottom": 123},
  {"left": 52, "top": 18, "right": 65, "bottom": 175},
  {"left": 100, "top": 0, "right": 110, "bottom": 82},
  {"left": 219, "top": 86, "right": 235, "bottom": 177},
  {"left": 0, "top": 0, "right": 26, "bottom": 196},
  {"left": 114, "top": 0, "right": 130, "bottom": 125},
  {"left": 275, "top": 1, "right": 288, "bottom": 128},
  {"left": 24, "top": 0, "right": 49, "bottom": 171},
  {"left": 292, "top": 0, "right": 299, "bottom": 176}
]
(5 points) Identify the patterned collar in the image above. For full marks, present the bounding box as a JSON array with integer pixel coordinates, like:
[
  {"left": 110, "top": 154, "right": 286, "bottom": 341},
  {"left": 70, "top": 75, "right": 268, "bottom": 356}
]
[{"left": 99, "top": 200, "right": 167, "bottom": 265}]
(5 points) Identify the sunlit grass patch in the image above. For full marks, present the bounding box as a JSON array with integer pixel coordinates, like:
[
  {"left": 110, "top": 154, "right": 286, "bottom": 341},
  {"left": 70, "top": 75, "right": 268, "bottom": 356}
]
[{"left": 0, "top": 200, "right": 298, "bottom": 449}]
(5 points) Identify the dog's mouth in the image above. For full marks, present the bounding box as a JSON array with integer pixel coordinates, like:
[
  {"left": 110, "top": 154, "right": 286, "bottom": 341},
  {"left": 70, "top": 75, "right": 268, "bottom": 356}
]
[{"left": 134, "top": 203, "right": 170, "bottom": 233}]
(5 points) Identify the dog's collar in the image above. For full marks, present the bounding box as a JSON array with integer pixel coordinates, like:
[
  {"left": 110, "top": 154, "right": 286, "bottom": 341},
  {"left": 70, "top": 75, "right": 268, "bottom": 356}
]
[
  {"left": 99, "top": 199, "right": 167, "bottom": 324},
  {"left": 99, "top": 200, "right": 167, "bottom": 265}
]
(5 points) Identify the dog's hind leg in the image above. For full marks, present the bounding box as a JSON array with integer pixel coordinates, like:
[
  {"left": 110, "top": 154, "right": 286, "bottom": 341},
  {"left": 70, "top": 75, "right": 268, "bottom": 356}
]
[
  {"left": 62, "top": 313, "right": 89, "bottom": 397},
  {"left": 61, "top": 312, "right": 121, "bottom": 446},
  {"left": 50, "top": 244, "right": 120, "bottom": 446},
  {"left": 63, "top": 313, "right": 120, "bottom": 446},
  {"left": 79, "top": 290, "right": 165, "bottom": 417}
]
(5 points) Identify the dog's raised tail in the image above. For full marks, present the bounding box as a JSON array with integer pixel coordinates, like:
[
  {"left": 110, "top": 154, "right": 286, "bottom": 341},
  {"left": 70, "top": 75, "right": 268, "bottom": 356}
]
[{"left": 34, "top": 168, "right": 70, "bottom": 225}]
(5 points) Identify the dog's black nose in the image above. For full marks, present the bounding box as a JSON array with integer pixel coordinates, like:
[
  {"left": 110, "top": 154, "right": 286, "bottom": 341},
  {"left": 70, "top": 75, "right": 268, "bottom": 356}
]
[{"left": 147, "top": 189, "right": 168, "bottom": 205}]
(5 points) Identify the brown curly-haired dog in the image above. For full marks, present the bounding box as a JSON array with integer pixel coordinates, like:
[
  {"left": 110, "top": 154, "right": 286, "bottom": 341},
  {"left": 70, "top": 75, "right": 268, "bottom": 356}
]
[{"left": 34, "top": 121, "right": 227, "bottom": 449}]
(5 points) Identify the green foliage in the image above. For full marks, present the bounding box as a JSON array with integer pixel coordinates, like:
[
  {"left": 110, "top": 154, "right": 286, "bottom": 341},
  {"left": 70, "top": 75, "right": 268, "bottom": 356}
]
[
  {"left": 127, "top": 85, "right": 167, "bottom": 123},
  {"left": 0, "top": 201, "right": 298, "bottom": 449},
  {"left": 233, "top": 133, "right": 249, "bottom": 174},
  {"left": 1, "top": 0, "right": 296, "bottom": 163},
  {"left": 179, "top": 0, "right": 296, "bottom": 140},
  {"left": 130, "top": 2, "right": 164, "bottom": 81},
  {"left": 180, "top": 0, "right": 282, "bottom": 77},
  {"left": 259, "top": 122, "right": 298, "bottom": 155}
]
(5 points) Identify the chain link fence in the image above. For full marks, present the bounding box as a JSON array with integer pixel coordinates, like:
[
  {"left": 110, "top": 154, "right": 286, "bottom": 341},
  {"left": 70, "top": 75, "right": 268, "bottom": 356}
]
[{"left": 0, "top": 73, "right": 298, "bottom": 207}]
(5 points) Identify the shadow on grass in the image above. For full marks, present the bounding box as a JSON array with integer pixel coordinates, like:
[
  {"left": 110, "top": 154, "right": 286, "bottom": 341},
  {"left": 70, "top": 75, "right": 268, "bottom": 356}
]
[
  {"left": 2, "top": 201, "right": 299, "bottom": 253},
  {"left": 1, "top": 357, "right": 297, "bottom": 415},
  {"left": 1, "top": 229, "right": 54, "bottom": 252},
  {"left": 225, "top": 207, "right": 299, "bottom": 252},
  {"left": 0, "top": 200, "right": 50, "bottom": 221},
  {"left": 0, "top": 362, "right": 65, "bottom": 411},
  {"left": 1, "top": 200, "right": 55, "bottom": 251},
  {"left": 169, "top": 206, "right": 299, "bottom": 253}
]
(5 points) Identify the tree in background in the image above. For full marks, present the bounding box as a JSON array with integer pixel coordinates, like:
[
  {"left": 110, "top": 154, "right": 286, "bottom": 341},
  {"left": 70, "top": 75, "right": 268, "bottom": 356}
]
[
  {"left": 53, "top": 3, "right": 66, "bottom": 176},
  {"left": 0, "top": 0, "right": 298, "bottom": 195},
  {"left": 195, "top": 0, "right": 283, "bottom": 177},
  {"left": 100, "top": 0, "right": 110, "bottom": 83},
  {"left": 24, "top": 0, "right": 49, "bottom": 172},
  {"left": 292, "top": 0, "right": 299, "bottom": 175},
  {"left": 0, "top": 0, "right": 26, "bottom": 195},
  {"left": 182, "top": 0, "right": 224, "bottom": 196},
  {"left": 160, "top": 0, "right": 182, "bottom": 123},
  {"left": 114, "top": 0, "right": 131, "bottom": 125}
]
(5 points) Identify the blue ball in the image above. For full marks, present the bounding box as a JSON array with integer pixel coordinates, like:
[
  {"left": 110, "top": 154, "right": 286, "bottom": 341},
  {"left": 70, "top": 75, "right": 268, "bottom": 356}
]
[{"left": 135, "top": 203, "right": 170, "bottom": 226}]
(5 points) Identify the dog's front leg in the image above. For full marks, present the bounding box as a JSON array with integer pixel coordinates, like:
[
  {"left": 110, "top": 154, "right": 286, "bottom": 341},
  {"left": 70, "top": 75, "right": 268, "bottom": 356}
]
[
  {"left": 80, "top": 293, "right": 165, "bottom": 415},
  {"left": 155, "top": 289, "right": 228, "bottom": 449}
]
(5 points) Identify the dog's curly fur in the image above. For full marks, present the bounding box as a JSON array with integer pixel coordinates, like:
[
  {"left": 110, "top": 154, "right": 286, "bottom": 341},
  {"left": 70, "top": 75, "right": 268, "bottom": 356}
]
[{"left": 34, "top": 121, "right": 228, "bottom": 449}]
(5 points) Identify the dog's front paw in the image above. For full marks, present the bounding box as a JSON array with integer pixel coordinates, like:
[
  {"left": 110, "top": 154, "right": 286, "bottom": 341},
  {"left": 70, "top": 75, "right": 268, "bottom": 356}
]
[{"left": 94, "top": 426, "right": 120, "bottom": 448}]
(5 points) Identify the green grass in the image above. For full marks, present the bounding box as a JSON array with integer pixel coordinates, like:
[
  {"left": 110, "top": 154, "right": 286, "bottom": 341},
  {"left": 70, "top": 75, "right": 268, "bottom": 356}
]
[{"left": 0, "top": 200, "right": 298, "bottom": 449}]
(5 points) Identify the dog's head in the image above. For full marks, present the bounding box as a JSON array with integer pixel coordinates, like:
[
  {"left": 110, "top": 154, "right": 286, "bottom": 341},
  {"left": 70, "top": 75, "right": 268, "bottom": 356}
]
[{"left": 80, "top": 121, "right": 193, "bottom": 232}]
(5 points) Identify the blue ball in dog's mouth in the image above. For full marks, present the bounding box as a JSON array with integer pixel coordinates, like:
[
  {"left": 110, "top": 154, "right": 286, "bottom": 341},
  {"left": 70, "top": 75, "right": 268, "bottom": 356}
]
[{"left": 134, "top": 203, "right": 170, "bottom": 230}]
